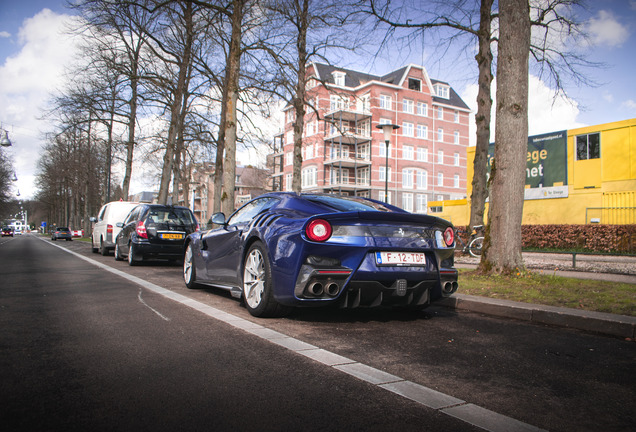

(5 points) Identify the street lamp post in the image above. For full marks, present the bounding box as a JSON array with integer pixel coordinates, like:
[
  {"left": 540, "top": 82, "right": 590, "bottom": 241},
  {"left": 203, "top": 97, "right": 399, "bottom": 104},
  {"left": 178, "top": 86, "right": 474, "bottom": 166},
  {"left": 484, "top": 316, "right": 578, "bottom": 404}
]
[{"left": 375, "top": 123, "right": 400, "bottom": 203}]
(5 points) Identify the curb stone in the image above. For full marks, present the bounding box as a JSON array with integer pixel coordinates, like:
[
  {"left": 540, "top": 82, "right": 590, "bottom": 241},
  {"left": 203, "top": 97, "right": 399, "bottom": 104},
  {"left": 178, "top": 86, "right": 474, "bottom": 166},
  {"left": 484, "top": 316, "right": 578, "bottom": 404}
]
[{"left": 437, "top": 294, "right": 636, "bottom": 339}]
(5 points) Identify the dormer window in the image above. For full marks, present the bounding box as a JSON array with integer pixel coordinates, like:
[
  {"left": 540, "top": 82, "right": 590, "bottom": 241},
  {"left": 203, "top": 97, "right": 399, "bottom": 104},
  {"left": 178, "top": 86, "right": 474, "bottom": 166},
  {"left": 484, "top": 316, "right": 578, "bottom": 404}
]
[
  {"left": 332, "top": 71, "right": 346, "bottom": 86},
  {"left": 408, "top": 78, "right": 421, "bottom": 91},
  {"left": 434, "top": 84, "right": 450, "bottom": 99}
]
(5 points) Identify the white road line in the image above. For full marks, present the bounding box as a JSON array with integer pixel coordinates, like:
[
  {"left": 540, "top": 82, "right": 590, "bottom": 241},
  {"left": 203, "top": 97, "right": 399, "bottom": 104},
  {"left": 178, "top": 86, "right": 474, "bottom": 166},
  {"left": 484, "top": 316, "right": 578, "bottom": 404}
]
[{"left": 44, "top": 238, "right": 546, "bottom": 432}]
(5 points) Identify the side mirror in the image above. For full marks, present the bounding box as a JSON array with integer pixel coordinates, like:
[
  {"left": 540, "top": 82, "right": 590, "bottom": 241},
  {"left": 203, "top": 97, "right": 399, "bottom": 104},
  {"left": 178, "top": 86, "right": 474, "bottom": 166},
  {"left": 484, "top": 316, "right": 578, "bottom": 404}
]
[
  {"left": 89, "top": 217, "right": 97, "bottom": 223},
  {"left": 210, "top": 212, "right": 226, "bottom": 226},
  {"left": 116, "top": 222, "right": 124, "bottom": 228}
]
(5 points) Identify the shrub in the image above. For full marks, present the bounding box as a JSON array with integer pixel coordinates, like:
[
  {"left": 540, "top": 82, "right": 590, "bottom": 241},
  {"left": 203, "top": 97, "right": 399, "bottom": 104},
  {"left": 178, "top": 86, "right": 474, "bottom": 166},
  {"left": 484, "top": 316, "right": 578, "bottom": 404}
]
[{"left": 521, "top": 224, "right": 636, "bottom": 254}]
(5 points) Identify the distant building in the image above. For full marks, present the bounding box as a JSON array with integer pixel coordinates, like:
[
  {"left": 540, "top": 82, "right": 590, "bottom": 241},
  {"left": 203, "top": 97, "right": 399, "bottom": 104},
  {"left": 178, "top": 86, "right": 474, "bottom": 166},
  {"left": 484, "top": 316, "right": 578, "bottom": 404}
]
[
  {"left": 180, "top": 163, "right": 271, "bottom": 224},
  {"left": 270, "top": 62, "right": 471, "bottom": 212}
]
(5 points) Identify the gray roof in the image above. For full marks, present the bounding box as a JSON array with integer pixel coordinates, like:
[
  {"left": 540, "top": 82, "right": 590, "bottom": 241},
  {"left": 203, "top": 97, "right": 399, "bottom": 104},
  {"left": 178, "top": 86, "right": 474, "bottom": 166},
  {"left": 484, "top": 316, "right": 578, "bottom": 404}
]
[{"left": 313, "top": 63, "right": 469, "bottom": 110}]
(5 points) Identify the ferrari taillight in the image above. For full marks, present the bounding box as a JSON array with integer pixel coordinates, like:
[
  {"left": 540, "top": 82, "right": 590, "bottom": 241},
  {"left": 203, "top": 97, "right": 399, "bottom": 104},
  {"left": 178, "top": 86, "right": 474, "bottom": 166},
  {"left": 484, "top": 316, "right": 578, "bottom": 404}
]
[
  {"left": 443, "top": 227, "right": 455, "bottom": 247},
  {"left": 136, "top": 220, "right": 148, "bottom": 239},
  {"left": 306, "top": 219, "right": 332, "bottom": 242}
]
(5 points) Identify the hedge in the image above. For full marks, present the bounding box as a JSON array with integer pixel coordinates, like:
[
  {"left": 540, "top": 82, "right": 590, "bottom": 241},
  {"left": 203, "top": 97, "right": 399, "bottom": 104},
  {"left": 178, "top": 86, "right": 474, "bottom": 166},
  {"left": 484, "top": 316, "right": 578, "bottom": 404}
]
[{"left": 520, "top": 224, "right": 636, "bottom": 254}]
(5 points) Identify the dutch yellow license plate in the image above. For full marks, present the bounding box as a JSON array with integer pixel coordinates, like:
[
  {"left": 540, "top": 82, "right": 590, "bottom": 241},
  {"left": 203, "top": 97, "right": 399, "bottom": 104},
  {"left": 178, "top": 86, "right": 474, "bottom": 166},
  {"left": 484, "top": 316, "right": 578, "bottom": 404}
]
[{"left": 161, "top": 233, "right": 184, "bottom": 240}]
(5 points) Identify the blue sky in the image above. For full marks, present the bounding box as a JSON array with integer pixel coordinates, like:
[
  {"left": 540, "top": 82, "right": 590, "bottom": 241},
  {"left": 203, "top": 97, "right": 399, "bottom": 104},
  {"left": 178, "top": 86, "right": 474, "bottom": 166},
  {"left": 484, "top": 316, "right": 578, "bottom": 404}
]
[{"left": 1, "top": 0, "right": 635, "bottom": 199}]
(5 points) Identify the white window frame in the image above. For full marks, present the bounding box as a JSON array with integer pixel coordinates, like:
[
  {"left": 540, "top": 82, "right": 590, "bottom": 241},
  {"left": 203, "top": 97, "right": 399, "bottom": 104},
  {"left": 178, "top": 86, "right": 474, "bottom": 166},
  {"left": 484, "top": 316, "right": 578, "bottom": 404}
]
[
  {"left": 416, "top": 194, "right": 428, "bottom": 213},
  {"left": 402, "top": 192, "right": 414, "bottom": 212},
  {"left": 416, "top": 124, "right": 428, "bottom": 139},
  {"left": 438, "top": 150, "right": 444, "bottom": 164},
  {"left": 437, "top": 173, "right": 444, "bottom": 186},
  {"left": 416, "top": 170, "right": 427, "bottom": 190},
  {"left": 380, "top": 95, "right": 392, "bottom": 110},
  {"left": 403, "top": 99, "right": 414, "bottom": 114},
  {"left": 403, "top": 145, "right": 414, "bottom": 160},
  {"left": 437, "top": 128, "right": 444, "bottom": 142},
  {"left": 417, "top": 102, "right": 428, "bottom": 117},
  {"left": 402, "top": 168, "right": 414, "bottom": 188},
  {"left": 402, "top": 122, "right": 414, "bottom": 137},
  {"left": 454, "top": 174, "right": 460, "bottom": 188},
  {"left": 417, "top": 147, "right": 427, "bottom": 162}
]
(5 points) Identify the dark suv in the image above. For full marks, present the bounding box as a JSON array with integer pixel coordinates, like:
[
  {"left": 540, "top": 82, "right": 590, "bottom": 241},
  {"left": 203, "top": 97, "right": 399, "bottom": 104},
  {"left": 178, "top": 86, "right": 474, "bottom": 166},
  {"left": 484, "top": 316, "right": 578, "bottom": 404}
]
[{"left": 114, "top": 204, "right": 198, "bottom": 265}]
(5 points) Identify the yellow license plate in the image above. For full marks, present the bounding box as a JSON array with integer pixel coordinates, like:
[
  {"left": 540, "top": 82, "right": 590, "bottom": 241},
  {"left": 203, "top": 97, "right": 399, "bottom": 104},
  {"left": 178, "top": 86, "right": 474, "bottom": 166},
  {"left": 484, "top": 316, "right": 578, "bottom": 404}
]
[{"left": 161, "top": 233, "right": 184, "bottom": 240}]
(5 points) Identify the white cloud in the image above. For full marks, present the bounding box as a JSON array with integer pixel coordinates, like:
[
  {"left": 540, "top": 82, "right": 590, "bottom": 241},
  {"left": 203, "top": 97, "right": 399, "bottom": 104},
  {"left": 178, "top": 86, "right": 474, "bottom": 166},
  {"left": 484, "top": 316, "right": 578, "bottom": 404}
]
[
  {"left": 460, "top": 75, "right": 584, "bottom": 146},
  {"left": 585, "top": 10, "right": 629, "bottom": 48},
  {"left": 0, "top": 31, "right": 10, "bottom": 38},
  {"left": 621, "top": 99, "right": 636, "bottom": 112},
  {"left": 0, "top": 9, "right": 80, "bottom": 199}
]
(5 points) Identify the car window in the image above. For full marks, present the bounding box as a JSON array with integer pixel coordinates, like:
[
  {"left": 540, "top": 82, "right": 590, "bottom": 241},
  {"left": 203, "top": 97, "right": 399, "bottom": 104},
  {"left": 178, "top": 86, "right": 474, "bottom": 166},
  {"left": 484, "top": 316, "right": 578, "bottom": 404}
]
[
  {"left": 303, "top": 194, "right": 393, "bottom": 212},
  {"left": 228, "top": 197, "right": 278, "bottom": 226},
  {"left": 98, "top": 206, "right": 106, "bottom": 222},
  {"left": 147, "top": 208, "right": 196, "bottom": 229},
  {"left": 125, "top": 207, "right": 142, "bottom": 224}
]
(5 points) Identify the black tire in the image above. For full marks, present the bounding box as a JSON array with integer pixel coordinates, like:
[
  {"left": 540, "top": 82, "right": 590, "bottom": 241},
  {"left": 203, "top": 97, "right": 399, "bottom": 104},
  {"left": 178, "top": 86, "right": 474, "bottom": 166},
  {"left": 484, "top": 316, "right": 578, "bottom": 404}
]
[
  {"left": 242, "top": 241, "right": 291, "bottom": 318},
  {"left": 183, "top": 243, "right": 200, "bottom": 289},
  {"left": 114, "top": 243, "right": 123, "bottom": 261},
  {"left": 128, "top": 243, "right": 138, "bottom": 266},
  {"left": 468, "top": 236, "right": 484, "bottom": 258},
  {"left": 100, "top": 239, "right": 109, "bottom": 256},
  {"left": 91, "top": 237, "right": 98, "bottom": 253}
]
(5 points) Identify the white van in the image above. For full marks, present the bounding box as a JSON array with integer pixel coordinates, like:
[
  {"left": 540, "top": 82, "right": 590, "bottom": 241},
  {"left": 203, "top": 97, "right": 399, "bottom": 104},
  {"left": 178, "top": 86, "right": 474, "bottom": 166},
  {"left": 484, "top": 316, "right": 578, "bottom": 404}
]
[{"left": 91, "top": 201, "right": 139, "bottom": 255}]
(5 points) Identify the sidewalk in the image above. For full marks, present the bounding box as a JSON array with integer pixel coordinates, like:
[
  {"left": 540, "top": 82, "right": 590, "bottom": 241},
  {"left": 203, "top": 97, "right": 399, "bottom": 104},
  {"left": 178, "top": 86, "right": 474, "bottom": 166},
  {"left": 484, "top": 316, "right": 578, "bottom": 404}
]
[{"left": 441, "top": 253, "right": 636, "bottom": 340}]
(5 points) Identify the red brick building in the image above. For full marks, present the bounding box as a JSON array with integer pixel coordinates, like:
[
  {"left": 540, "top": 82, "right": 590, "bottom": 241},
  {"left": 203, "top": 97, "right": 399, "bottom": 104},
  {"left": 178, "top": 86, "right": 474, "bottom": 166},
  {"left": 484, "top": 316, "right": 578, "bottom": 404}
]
[{"left": 271, "top": 62, "right": 471, "bottom": 213}]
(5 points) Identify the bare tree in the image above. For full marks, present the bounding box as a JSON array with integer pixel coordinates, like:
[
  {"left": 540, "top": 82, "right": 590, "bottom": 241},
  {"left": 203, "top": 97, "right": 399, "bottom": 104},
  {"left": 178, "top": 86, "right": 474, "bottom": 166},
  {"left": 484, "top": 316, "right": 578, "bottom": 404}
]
[{"left": 481, "top": 0, "right": 530, "bottom": 273}]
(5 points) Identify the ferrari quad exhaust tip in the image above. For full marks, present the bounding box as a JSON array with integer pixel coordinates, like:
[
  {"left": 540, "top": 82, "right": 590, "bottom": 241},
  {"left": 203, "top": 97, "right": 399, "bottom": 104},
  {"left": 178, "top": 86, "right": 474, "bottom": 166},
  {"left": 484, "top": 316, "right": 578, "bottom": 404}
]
[
  {"left": 308, "top": 282, "right": 324, "bottom": 296},
  {"left": 442, "top": 281, "right": 458, "bottom": 297}
]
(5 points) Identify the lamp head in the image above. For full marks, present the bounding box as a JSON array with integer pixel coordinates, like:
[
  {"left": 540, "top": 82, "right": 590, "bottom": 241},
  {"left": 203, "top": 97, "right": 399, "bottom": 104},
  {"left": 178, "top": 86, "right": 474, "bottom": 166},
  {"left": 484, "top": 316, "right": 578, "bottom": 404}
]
[{"left": 375, "top": 123, "right": 400, "bottom": 142}]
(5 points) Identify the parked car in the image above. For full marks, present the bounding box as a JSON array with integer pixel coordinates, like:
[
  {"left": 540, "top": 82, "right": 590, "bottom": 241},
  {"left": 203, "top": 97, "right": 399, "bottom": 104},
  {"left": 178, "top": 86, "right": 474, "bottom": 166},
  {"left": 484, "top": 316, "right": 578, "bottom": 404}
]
[
  {"left": 51, "top": 227, "right": 72, "bottom": 241},
  {"left": 182, "top": 192, "right": 458, "bottom": 318},
  {"left": 114, "top": 204, "right": 199, "bottom": 265},
  {"left": 90, "top": 201, "right": 139, "bottom": 255},
  {"left": 1, "top": 226, "right": 13, "bottom": 237}
]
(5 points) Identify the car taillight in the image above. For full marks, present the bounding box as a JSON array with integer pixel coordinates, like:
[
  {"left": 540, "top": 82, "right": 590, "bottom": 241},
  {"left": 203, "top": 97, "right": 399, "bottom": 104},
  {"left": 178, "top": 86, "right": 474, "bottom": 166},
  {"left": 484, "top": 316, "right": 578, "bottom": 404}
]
[
  {"left": 443, "top": 227, "right": 455, "bottom": 247},
  {"left": 306, "top": 219, "right": 332, "bottom": 242},
  {"left": 106, "top": 224, "right": 113, "bottom": 234},
  {"left": 136, "top": 220, "right": 148, "bottom": 239}
]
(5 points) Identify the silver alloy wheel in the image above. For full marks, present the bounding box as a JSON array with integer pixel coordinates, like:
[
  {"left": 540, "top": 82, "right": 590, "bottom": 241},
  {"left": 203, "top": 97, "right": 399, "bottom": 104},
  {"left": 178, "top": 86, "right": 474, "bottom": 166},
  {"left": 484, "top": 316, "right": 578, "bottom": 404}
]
[
  {"left": 243, "top": 248, "right": 265, "bottom": 309},
  {"left": 184, "top": 244, "right": 194, "bottom": 285},
  {"left": 128, "top": 243, "right": 136, "bottom": 265}
]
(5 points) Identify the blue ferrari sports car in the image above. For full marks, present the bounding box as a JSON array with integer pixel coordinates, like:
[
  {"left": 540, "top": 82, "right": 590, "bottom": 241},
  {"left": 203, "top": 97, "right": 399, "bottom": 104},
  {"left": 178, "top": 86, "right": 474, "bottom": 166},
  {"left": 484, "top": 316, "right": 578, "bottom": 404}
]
[{"left": 183, "top": 192, "right": 458, "bottom": 317}]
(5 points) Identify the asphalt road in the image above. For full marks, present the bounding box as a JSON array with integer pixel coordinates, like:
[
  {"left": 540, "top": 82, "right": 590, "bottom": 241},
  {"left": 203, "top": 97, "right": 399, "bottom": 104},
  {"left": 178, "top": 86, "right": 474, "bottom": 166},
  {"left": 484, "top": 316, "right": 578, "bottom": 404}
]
[{"left": 1, "top": 234, "right": 635, "bottom": 432}]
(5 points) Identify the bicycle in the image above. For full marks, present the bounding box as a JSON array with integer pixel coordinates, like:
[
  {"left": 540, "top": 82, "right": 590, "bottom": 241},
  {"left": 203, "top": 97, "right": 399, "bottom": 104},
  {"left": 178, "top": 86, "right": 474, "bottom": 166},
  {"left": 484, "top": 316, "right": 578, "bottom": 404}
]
[{"left": 454, "top": 225, "right": 485, "bottom": 258}]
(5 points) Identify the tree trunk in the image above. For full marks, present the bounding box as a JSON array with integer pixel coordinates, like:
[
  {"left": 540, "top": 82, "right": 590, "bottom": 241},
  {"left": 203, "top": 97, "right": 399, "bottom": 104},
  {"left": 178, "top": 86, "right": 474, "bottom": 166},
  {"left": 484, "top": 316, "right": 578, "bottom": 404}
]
[
  {"left": 121, "top": 68, "right": 139, "bottom": 200},
  {"left": 469, "top": 0, "right": 494, "bottom": 231},
  {"left": 157, "top": 2, "right": 194, "bottom": 205},
  {"left": 291, "top": 0, "right": 308, "bottom": 193},
  {"left": 481, "top": 0, "right": 530, "bottom": 274},
  {"left": 219, "top": 0, "right": 246, "bottom": 216}
]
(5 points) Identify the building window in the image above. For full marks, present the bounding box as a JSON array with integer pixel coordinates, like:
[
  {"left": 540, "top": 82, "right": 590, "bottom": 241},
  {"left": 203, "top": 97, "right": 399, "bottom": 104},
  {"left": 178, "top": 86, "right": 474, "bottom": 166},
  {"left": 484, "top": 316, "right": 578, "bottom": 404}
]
[
  {"left": 454, "top": 152, "right": 460, "bottom": 166},
  {"left": 285, "top": 152, "right": 292, "bottom": 166},
  {"left": 437, "top": 173, "right": 444, "bottom": 186},
  {"left": 285, "top": 173, "right": 293, "bottom": 191},
  {"left": 403, "top": 99, "right": 414, "bottom": 113},
  {"left": 417, "top": 102, "right": 428, "bottom": 116},
  {"left": 380, "top": 94, "right": 392, "bottom": 110},
  {"left": 408, "top": 78, "right": 421, "bottom": 91},
  {"left": 402, "top": 193, "right": 413, "bottom": 212},
  {"left": 454, "top": 131, "right": 460, "bottom": 144},
  {"left": 454, "top": 175, "right": 460, "bottom": 188},
  {"left": 437, "top": 106, "right": 443, "bottom": 119},
  {"left": 302, "top": 167, "right": 317, "bottom": 188},
  {"left": 379, "top": 166, "right": 391, "bottom": 182},
  {"left": 305, "top": 144, "right": 314, "bottom": 160},
  {"left": 359, "top": 94, "right": 371, "bottom": 112},
  {"left": 332, "top": 71, "right": 346, "bottom": 86},
  {"left": 576, "top": 133, "right": 600, "bottom": 160},
  {"left": 435, "top": 84, "right": 449, "bottom": 99},
  {"left": 379, "top": 191, "right": 392, "bottom": 204},
  {"left": 454, "top": 111, "right": 459, "bottom": 123},
  {"left": 379, "top": 142, "right": 392, "bottom": 158},
  {"left": 438, "top": 150, "right": 444, "bottom": 164},
  {"left": 330, "top": 95, "right": 346, "bottom": 111},
  {"left": 403, "top": 145, "right": 414, "bottom": 160},
  {"left": 437, "top": 128, "right": 444, "bottom": 142},
  {"left": 416, "top": 170, "right": 427, "bottom": 189},
  {"left": 416, "top": 194, "right": 427, "bottom": 213},
  {"left": 357, "top": 167, "right": 370, "bottom": 185},
  {"left": 402, "top": 168, "right": 414, "bottom": 188},
  {"left": 416, "top": 124, "right": 428, "bottom": 139},
  {"left": 417, "top": 147, "right": 427, "bottom": 162},
  {"left": 402, "top": 122, "right": 414, "bottom": 137}
]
